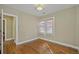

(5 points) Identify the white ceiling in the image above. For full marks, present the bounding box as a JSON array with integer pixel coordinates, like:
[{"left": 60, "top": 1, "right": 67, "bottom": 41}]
[{"left": 4, "top": 4, "right": 76, "bottom": 17}]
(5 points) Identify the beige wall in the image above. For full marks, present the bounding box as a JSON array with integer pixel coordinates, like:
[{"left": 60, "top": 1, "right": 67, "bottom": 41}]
[
  {"left": 39, "top": 6, "right": 79, "bottom": 47},
  {"left": 18, "top": 13, "right": 38, "bottom": 43},
  {"left": 0, "top": 5, "right": 38, "bottom": 43},
  {"left": 54, "top": 7, "right": 76, "bottom": 45},
  {"left": 75, "top": 6, "right": 79, "bottom": 47}
]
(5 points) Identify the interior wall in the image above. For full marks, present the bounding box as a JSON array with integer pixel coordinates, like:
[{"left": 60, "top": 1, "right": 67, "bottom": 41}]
[
  {"left": 39, "top": 6, "right": 79, "bottom": 47},
  {"left": 54, "top": 7, "right": 76, "bottom": 45},
  {"left": 18, "top": 13, "right": 38, "bottom": 43},
  {"left": 75, "top": 6, "right": 79, "bottom": 47},
  {"left": 0, "top": 5, "right": 38, "bottom": 43}
]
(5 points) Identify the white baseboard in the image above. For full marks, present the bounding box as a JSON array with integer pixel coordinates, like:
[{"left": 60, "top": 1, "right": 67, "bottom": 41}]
[
  {"left": 16, "top": 38, "right": 38, "bottom": 45},
  {"left": 40, "top": 38, "right": 79, "bottom": 50},
  {"left": 5, "top": 38, "right": 14, "bottom": 41},
  {"left": 16, "top": 37, "right": 79, "bottom": 50}
]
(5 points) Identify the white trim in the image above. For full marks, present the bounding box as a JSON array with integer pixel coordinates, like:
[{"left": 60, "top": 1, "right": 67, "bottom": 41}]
[
  {"left": 16, "top": 37, "right": 79, "bottom": 50},
  {"left": 40, "top": 38, "right": 79, "bottom": 50},
  {"left": 3, "top": 13, "right": 17, "bottom": 17},
  {"left": 1, "top": 9, "right": 3, "bottom": 54},
  {"left": 5, "top": 38, "right": 14, "bottom": 41},
  {"left": 3, "top": 19, "right": 7, "bottom": 41},
  {"left": 12, "top": 17, "right": 16, "bottom": 42},
  {"left": 3, "top": 12, "right": 18, "bottom": 44},
  {"left": 16, "top": 38, "right": 38, "bottom": 45},
  {"left": 40, "top": 16, "right": 54, "bottom": 20},
  {"left": 15, "top": 16, "right": 18, "bottom": 44}
]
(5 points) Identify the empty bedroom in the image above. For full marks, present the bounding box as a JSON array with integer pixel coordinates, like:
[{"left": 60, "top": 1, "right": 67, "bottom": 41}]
[{"left": 0, "top": 4, "right": 79, "bottom": 54}]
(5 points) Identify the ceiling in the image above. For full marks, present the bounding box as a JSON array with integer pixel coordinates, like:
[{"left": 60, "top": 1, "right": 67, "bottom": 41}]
[{"left": 4, "top": 4, "right": 76, "bottom": 17}]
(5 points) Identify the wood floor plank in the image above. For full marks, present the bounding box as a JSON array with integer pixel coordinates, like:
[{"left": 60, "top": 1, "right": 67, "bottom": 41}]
[{"left": 3, "top": 39, "right": 79, "bottom": 54}]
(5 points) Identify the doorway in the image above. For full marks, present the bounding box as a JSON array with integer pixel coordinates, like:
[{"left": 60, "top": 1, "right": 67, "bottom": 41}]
[
  {"left": 3, "top": 13, "right": 18, "bottom": 54},
  {"left": 3, "top": 16, "right": 15, "bottom": 41}
]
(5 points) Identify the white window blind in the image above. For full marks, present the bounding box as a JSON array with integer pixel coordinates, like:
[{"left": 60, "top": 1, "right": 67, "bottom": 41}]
[
  {"left": 39, "top": 17, "right": 55, "bottom": 34},
  {"left": 39, "top": 21, "right": 45, "bottom": 33},
  {"left": 46, "top": 20, "right": 53, "bottom": 34}
]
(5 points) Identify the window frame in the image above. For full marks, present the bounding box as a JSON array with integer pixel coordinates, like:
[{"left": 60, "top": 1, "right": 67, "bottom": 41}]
[{"left": 39, "top": 17, "right": 55, "bottom": 35}]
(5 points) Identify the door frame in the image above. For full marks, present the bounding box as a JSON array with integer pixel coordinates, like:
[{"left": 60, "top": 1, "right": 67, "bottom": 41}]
[
  {"left": 3, "top": 12, "right": 18, "bottom": 43},
  {"left": 3, "top": 19, "right": 7, "bottom": 41},
  {"left": 1, "top": 9, "right": 3, "bottom": 54}
]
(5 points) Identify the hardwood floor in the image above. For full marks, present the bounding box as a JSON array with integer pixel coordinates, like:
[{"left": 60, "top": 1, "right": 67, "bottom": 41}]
[
  {"left": 3, "top": 39, "right": 79, "bottom": 54},
  {"left": 3, "top": 40, "right": 16, "bottom": 54}
]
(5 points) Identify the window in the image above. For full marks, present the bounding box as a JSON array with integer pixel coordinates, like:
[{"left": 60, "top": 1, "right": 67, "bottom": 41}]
[
  {"left": 39, "top": 17, "right": 55, "bottom": 34},
  {"left": 46, "top": 20, "right": 53, "bottom": 34},
  {"left": 39, "top": 21, "right": 45, "bottom": 33}
]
